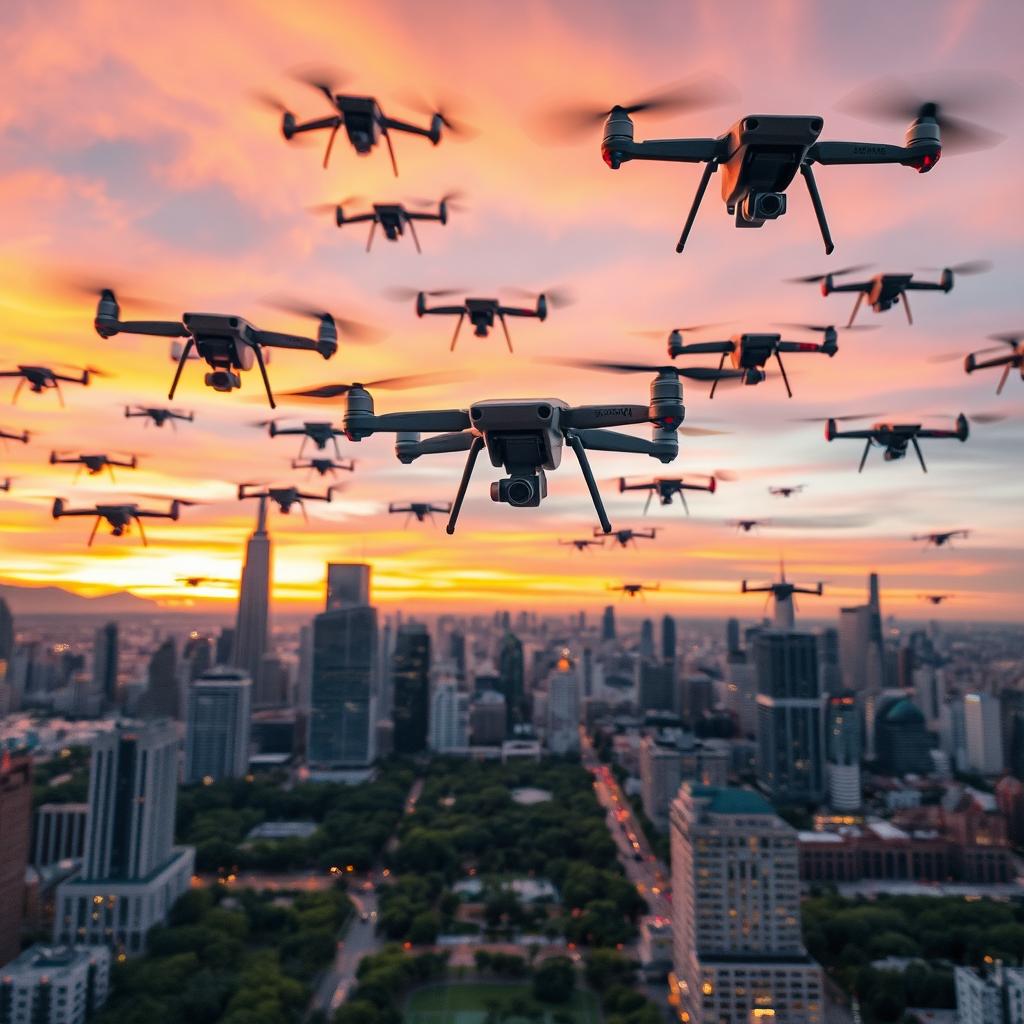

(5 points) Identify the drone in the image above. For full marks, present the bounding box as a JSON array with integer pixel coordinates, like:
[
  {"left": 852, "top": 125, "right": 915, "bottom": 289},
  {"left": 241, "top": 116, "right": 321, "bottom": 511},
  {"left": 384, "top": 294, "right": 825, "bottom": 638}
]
[
  {"left": 1, "top": 365, "right": 100, "bottom": 405},
  {"left": 256, "top": 419, "right": 345, "bottom": 457},
  {"left": 732, "top": 519, "right": 767, "bottom": 532},
  {"left": 791, "top": 261, "right": 991, "bottom": 325},
  {"left": 618, "top": 474, "right": 717, "bottom": 514},
  {"left": 177, "top": 576, "right": 236, "bottom": 588},
  {"left": 920, "top": 593, "right": 953, "bottom": 605},
  {"left": 820, "top": 413, "right": 971, "bottom": 472},
  {"left": 964, "top": 332, "right": 1024, "bottom": 394},
  {"left": 388, "top": 501, "right": 453, "bottom": 527},
  {"left": 52, "top": 496, "right": 191, "bottom": 547},
  {"left": 237, "top": 483, "right": 337, "bottom": 521},
  {"left": 125, "top": 406, "right": 194, "bottom": 429},
  {"left": 313, "top": 194, "right": 460, "bottom": 251},
  {"left": 49, "top": 451, "right": 139, "bottom": 482},
  {"left": 609, "top": 583, "right": 660, "bottom": 600},
  {"left": 559, "top": 538, "right": 605, "bottom": 551},
  {"left": 570, "top": 75, "right": 1004, "bottom": 253},
  {"left": 0, "top": 479, "right": 10, "bottom": 492},
  {"left": 0, "top": 426, "right": 29, "bottom": 446},
  {"left": 89, "top": 289, "right": 377, "bottom": 408},
  {"left": 769, "top": 484, "right": 806, "bottom": 498},
  {"left": 396, "top": 288, "right": 569, "bottom": 353},
  {"left": 272, "top": 72, "right": 465, "bottom": 173},
  {"left": 600, "top": 527, "right": 660, "bottom": 549},
  {"left": 280, "top": 367, "right": 698, "bottom": 535},
  {"left": 913, "top": 529, "right": 970, "bottom": 548},
  {"left": 742, "top": 563, "right": 823, "bottom": 629},
  {"left": 292, "top": 457, "right": 355, "bottom": 479}
]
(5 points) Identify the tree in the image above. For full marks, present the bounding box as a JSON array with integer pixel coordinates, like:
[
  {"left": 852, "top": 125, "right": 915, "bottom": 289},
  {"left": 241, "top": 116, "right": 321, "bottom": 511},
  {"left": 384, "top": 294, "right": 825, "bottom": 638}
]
[{"left": 533, "top": 957, "right": 576, "bottom": 1004}]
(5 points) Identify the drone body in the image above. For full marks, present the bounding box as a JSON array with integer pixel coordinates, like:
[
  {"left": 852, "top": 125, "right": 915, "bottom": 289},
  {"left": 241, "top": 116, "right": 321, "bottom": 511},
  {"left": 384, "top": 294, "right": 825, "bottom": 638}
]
[
  {"left": 322, "top": 196, "right": 456, "bottom": 252},
  {"left": 560, "top": 538, "right": 604, "bottom": 551},
  {"left": 260, "top": 419, "right": 345, "bottom": 457},
  {"left": 49, "top": 451, "right": 138, "bottom": 482},
  {"left": 52, "top": 496, "right": 188, "bottom": 547},
  {"left": 413, "top": 291, "right": 556, "bottom": 353},
  {"left": 920, "top": 593, "right": 953, "bottom": 605},
  {"left": 178, "top": 576, "right": 235, "bottom": 589},
  {"left": 125, "top": 405, "right": 194, "bottom": 429},
  {"left": 609, "top": 582, "right": 659, "bottom": 600},
  {"left": 389, "top": 501, "right": 452, "bottom": 527},
  {"left": 742, "top": 563, "right": 823, "bottom": 629},
  {"left": 292, "top": 457, "right": 355, "bottom": 479},
  {"left": 600, "top": 527, "right": 660, "bottom": 549},
  {"left": 733, "top": 519, "right": 766, "bottom": 532},
  {"left": 618, "top": 474, "right": 717, "bottom": 514},
  {"left": 1, "top": 365, "right": 96, "bottom": 405},
  {"left": 913, "top": 529, "right": 970, "bottom": 548},
  {"left": 238, "top": 483, "right": 335, "bottom": 521},
  {"left": 825, "top": 414, "right": 969, "bottom": 471},
  {"left": 769, "top": 485, "right": 806, "bottom": 498},
  {"left": 965, "top": 332, "right": 1024, "bottom": 394}
]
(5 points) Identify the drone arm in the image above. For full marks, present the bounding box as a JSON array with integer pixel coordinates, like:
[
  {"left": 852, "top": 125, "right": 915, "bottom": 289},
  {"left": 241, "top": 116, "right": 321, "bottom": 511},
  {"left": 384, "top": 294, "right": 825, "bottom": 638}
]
[
  {"left": 380, "top": 115, "right": 433, "bottom": 140},
  {"left": 256, "top": 331, "right": 320, "bottom": 352},
  {"left": 405, "top": 210, "right": 442, "bottom": 222},
  {"left": 135, "top": 507, "right": 176, "bottom": 519},
  {"left": 968, "top": 352, "right": 1015, "bottom": 371},
  {"left": 572, "top": 428, "right": 678, "bottom": 466},
  {"left": 421, "top": 304, "right": 467, "bottom": 316},
  {"left": 904, "top": 279, "right": 945, "bottom": 292},
  {"left": 396, "top": 430, "right": 476, "bottom": 462},
  {"left": 445, "top": 435, "right": 486, "bottom": 535},
  {"left": 798, "top": 163, "right": 834, "bottom": 255},
  {"left": 808, "top": 140, "right": 913, "bottom": 166},
  {"left": 366, "top": 409, "right": 472, "bottom": 435},
  {"left": 108, "top": 320, "right": 190, "bottom": 338},
  {"left": 565, "top": 431, "right": 612, "bottom": 534},
  {"left": 611, "top": 137, "right": 720, "bottom": 164},
  {"left": 562, "top": 405, "right": 651, "bottom": 429},
  {"left": 675, "top": 341, "right": 733, "bottom": 355}
]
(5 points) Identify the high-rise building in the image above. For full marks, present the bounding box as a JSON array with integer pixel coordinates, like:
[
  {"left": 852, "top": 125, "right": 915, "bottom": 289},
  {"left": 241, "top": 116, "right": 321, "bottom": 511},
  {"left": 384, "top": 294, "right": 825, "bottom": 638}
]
[
  {"left": 639, "top": 662, "right": 675, "bottom": 712},
  {"left": 54, "top": 722, "right": 194, "bottom": 954},
  {"left": 754, "top": 631, "right": 826, "bottom": 803},
  {"left": 875, "top": 697, "right": 933, "bottom": 776},
  {"left": 546, "top": 656, "right": 581, "bottom": 755},
  {"left": 826, "top": 692, "right": 862, "bottom": 811},
  {"left": 497, "top": 631, "right": 525, "bottom": 723},
  {"left": 254, "top": 653, "right": 289, "bottom": 708},
  {"left": 430, "top": 683, "right": 468, "bottom": 752},
  {"left": 661, "top": 615, "right": 677, "bottom": 666},
  {"left": 725, "top": 617, "right": 742, "bottom": 659},
  {"left": 601, "top": 606, "right": 616, "bottom": 642},
  {"left": 138, "top": 638, "right": 178, "bottom": 719},
  {"left": 448, "top": 631, "right": 466, "bottom": 681},
  {"left": 391, "top": 623, "right": 430, "bottom": 755},
  {"left": 964, "top": 693, "right": 1004, "bottom": 776},
  {"left": 91, "top": 623, "right": 118, "bottom": 708},
  {"left": 640, "top": 735, "right": 682, "bottom": 829},
  {"left": 326, "top": 563, "right": 371, "bottom": 609},
  {"left": 0, "top": 597, "right": 13, "bottom": 665},
  {"left": 184, "top": 667, "right": 252, "bottom": 784},
  {"left": 639, "top": 619, "right": 655, "bottom": 661},
  {"left": 215, "top": 628, "right": 235, "bottom": 667},
  {"left": 469, "top": 690, "right": 508, "bottom": 745},
  {"left": 0, "top": 944, "right": 111, "bottom": 1022},
  {"left": 182, "top": 633, "right": 212, "bottom": 682},
  {"left": 32, "top": 803, "right": 88, "bottom": 869},
  {"left": 818, "top": 627, "right": 841, "bottom": 692},
  {"left": 1002, "top": 690, "right": 1024, "bottom": 781},
  {"left": 670, "top": 784, "right": 824, "bottom": 1024},
  {"left": 0, "top": 751, "right": 32, "bottom": 964},
  {"left": 233, "top": 495, "right": 272, "bottom": 686},
  {"left": 955, "top": 963, "right": 1024, "bottom": 1024}
]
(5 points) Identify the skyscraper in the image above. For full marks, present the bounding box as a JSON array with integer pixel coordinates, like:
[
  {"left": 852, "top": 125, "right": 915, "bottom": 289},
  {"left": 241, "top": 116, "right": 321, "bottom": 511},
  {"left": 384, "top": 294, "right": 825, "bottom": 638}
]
[
  {"left": 391, "top": 623, "right": 430, "bottom": 755},
  {"left": 826, "top": 692, "right": 862, "bottom": 811},
  {"left": 233, "top": 494, "right": 271, "bottom": 686},
  {"left": 725, "top": 617, "right": 742, "bottom": 659},
  {"left": 670, "top": 784, "right": 824, "bottom": 1023},
  {"left": 640, "top": 619, "right": 655, "bottom": 661},
  {"left": 875, "top": 696, "right": 933, "bottom": 776},
  {"left": 430, "top": 683, "right": 469, "bottom": 752},
  {"left": 640, "top": 735, "right": 682, "bottom": 830},
  {"left": 498, "top": 631, "right": 525, "bottom": 723},
  {"left": 92, "top": 622, "right": 118, "bottom": 708},
  {"left": 601, "top": 605, "right": 616, "bottom": 642},
  {"left": 326, "top": 563, "right": 371, "bottom": 610},
  {"left": 138, "top": 638, "right": 178, "bottom": 719},
  {"left": 0, "top": 597, "right": 14, "bottom": 663},
  {"left": 546, "top": 655, "right": 580, "bottom": 755},
  {"left": 185, "top": 667, "right": 252, "bottom": 784},
  {"left": 54, "top": 722, "right": 194, "bottom": 954},
  {"left": 964, "top": 693, "right": 1004, "bottom": 775},
  {"left": 754, "top": 631, "right": 826, "bottom": 803},
  {"left": 0, "top": 751, "right": 32, "bottom": 965},
  {"left": 639, "top": 662, "right": 675, "bottom": 712},
  {"left": 661, "top": 615, "right": 677, "bottom": 666}
]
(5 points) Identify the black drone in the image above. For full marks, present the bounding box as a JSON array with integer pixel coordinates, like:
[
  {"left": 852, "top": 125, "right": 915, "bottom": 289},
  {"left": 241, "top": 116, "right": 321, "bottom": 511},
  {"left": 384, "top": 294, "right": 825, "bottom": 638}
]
[
  {"left": 618, "top": 474, "right": 717, "bottom": 514},
  {"left": 2, "top": 365, "right": 101, "bottom": 405},
  {"left": 920, "top": 593, "right": 953, "bottom": 605},
  {"left": 313, "top": 194, "right": 460, "bottom": 251},
  {"left": 49, "top": 451, "right": 139, "bottom": 482},
  {"left": 600, "top": 527, "right": 660, "bottom": 549},
  {"left": 564, "top": 75, "right": 1008, "bottom": 252},
  {"left": 821, "top": 413, "right": 972, "bottom": 472},
  {"left": 177, "top": 576, "right": 235, "bottom": 588},
  {"left": 769, "top": 484, "right": 806, "bottom": 498},
  {"left": 0, "top": 479, "right": 10, "bottom": 492},
  {"left": 388, "top": 501, "right": 453, "bottom": 527},
  {"left": 125, "top": 405, "right": 195, "bottom": 429},
  {"left": 559, "top": 538, "right": 605, "bottom": 551},
  {"left": 256, "top": 418, "right": 345, "bottom": 457},
  {"left": 52, "top": 496, "right": 191, "bottom": 546},
  {"left": 0, "top": 426, "right": 30, "bottom": 446},
  {"left": 281, "top": 366, "right": 702, "bottom": 535},
  {"left": 271, "top": 71, "right": 466, "bottom": 173},
  {"left": 90, "top": 289, "right": 378, "bottom": 407},
  {"left": 292, "top": 457, "right": 355, "bottom": 479},
  {"left": 913, "top": 529, "right": 970, "bottom": 548},
  {"left": 791, "top": 261, "right": 991, "bottom": 325},
  {"left": 965, "top": 332, "right": 1024, "bottom": 394},
  {"left": 732, "top": 519, "right": 766, "bottom": 532},
  {"left": 609, "top": 583, "right": 660, "bottom": 600},
  {"left": 237, "top": 483, "right": 337, "bottom": 521},
  {"left": 742, "top": 563, "right": 823, "bottom": 627}
]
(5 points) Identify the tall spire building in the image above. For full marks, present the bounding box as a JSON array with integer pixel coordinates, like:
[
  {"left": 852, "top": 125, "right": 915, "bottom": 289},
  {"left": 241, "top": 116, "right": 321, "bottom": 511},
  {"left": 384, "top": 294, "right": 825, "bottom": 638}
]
[{"left": 233, "top": 495, "right": 271, "bottom": 687}]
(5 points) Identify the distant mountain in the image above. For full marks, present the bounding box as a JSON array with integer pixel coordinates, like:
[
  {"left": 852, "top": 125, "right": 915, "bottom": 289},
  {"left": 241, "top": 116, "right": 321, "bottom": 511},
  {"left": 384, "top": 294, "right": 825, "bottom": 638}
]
[{"left": 0, "top": 582, "right": 157, "bottom": 615}]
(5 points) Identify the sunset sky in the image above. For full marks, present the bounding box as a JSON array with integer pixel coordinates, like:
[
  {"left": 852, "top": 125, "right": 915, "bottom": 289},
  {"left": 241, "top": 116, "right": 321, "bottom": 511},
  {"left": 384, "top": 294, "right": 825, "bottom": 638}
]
[{"left": 0, "top": 0, "right": 1021, "bottom": 619}]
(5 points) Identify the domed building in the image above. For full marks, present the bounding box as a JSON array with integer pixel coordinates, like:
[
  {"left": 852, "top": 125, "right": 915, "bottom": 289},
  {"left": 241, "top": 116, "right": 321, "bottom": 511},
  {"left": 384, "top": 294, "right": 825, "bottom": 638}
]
[{"left": 875, "top": 696, "right": 933, "bottom": 777}]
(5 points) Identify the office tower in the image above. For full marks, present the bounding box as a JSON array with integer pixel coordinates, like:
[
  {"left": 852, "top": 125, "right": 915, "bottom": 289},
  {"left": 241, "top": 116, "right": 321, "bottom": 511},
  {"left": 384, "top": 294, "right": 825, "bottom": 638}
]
[
  {"left": 448, "top": 631, "right": 466, "bottom": 680},
  {"left": 964, "top": 693, "right": 1005, "bottom": 775},
  {"left": 0, "top": 597, "right": 13, "bottom": 664},
  {"left": 670, "top": 784, "right": 824, "bottom": 1024},
  {"left": 498, "top": 631, "right": 525, "bottom": 723},
  {"left": 640, "top": 735, "right": 682, "bottom": 829},
  {"left": 546, "top": 656, "right": 580, "bottom": 754},
  {"left": 754, "top": 632, "right": 826, "bottom": 803},
  {"left": 184, "top": 667, "right": 252, "bottom": 784},
  {"left": 308, "top": 592, "right": 377, "bottom": 770},
  {"left": 32, "top": 803, "right": 88, "bottom": 868},
  {"left": 680, "top": 674, "right": 714, "bottom": 723},
  {"left": 601, "top": 605, "right": 616, "bottom": 642},
  {"left": 0, "top": 752, "right": 32, "bottom": 964},
  {"left": 838, "top": 605, "right": 870, "bottom": 690},
  {"left": 874, "top": 697, "right": 933, "bottom": 776},
  {"left": 183, "top": 633, "right": 213, "bottom": 682},
  {"left": 639, "top": 662, "right": 675, "bottom": 712},
  {"left": 661, "top": 615, "right": 677, "bottom": 666},
  {"left": 430, "top": 683, "right": 469, "bottom": 752},
  {"left": 92, "top": 622, "right": 118, "bottom": 708},
  {"left": 215, "top": 627, "right": 235, "bottom": 667},
  {"left": 469, "top": 690, "right": 508, "bottom": 745},
  {"left": 391, "top": 623, "right": 430, "bottom": 755},
  {"left": 725, "top": 617, "right": 742, "bottom": 658},
  {"left": 1001, "top": 690, "right": 1024, "bottom": 781},
  {"left": 233, "top": 495, "right": 272, "bottom": 685},
  {"left": 0, "top": 944, "right": 111, "bottom": 1022},
  {"left": 296, "top": 625, "right": 313, "bottom": 713},
  {"left": 254, "top": 653, "right": 289, "bottom": 708},
  {"left": 955, "top": 964, "right": 1024, "bottom": 1024},
  {"left": 138, "top": 638, "right": 178, "bottom": 719},
  {"left": 867, "top": 571, "right": 883, "bottom": 647},
  {"left": 640, "top": 619, "right": 655, "bottom": 660},
  {"left": 826, "top": 692, "right": 862, "bottom": 811},
  {"left": 818, "top": 627, "right": 840, "bottom": 692},
  {"left": 54, "top": 722, "right": 194, "bottom": 953},
  {"left": 327, "top": 562, "right": 371, "bottom": 609}
]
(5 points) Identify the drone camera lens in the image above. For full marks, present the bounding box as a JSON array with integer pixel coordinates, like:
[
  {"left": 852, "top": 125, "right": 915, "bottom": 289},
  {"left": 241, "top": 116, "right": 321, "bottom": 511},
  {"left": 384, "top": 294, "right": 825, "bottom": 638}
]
[{"left": 506, "top": 478, "right": 535, "bottom": 506}]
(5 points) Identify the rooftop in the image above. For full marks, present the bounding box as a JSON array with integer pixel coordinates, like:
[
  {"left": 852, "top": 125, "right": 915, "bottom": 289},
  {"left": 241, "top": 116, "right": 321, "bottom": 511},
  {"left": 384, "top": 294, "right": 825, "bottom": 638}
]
[{"left": 691, "top": 785, "right": 774, "bottom": 816}]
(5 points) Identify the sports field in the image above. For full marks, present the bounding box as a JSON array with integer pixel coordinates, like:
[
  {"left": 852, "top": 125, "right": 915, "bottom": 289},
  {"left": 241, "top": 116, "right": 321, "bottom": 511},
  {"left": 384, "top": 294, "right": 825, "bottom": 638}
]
[{"left": 404, "top": 982, "right": 601, "bottom": 1024}]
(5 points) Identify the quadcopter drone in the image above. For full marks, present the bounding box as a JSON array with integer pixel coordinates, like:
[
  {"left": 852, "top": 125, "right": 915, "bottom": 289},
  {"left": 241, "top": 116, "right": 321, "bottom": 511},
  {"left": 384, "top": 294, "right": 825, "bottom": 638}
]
[
  {"left": 559, "top": 538, "right": 605, "bottom": 551},
  {"left": 177, "top": 576, "right": 236, "bottom": 588},
  {"left": 396, "top": 288, "right": 569, "bottom": 353},
  {"left": 1, "top": 365, "right": 101, "bottom": 405},
  {"left": 609, "top": 583, "right": 660, "bottom": 600},
  {"left": 90, "top": 289, "right": 376, "bottom": 408},
  {"left": 314, "top": 194, "right": 459, "bottom": 251},
  {"left": 821, "top": 413, "right": 971, "bottom": 471},
  {"left": 49, "top": 451, "right": 139, "bottom": 482},
  {"left": 257, "top": 419, "right": 345, "bottom": 457},
  {"left": 618, "top": 474, "right": 717, "bottom": 514},
  {"left": 600, "top": 527, "right": 660, "bottom": 549},
  {"left": 388, "top": 501, "right": 453, "bottom": 527},
  {"left": 913, "top": 529, "right": 970, "bottom": 548},
  {"left": 52, "top": 496, "right": 191, "bottom": 547},
  {"left": 742, "top": 563, "right": 823, "bottom": 629},
  {"left": 281, "top": 366, "right": 701, "bottom": 534},
  {"left": 732, "top": 519, "right": 767, "bottom": 532},
  {"left": 0, "top": 426, "right": 29, "bottom": 446},
  {"left": 292, "top": 456, "right": 355, "bottom": 479},
  {"left": 125, "top": 406, "right": 194, "bottom": 429},
  {"left": 571, "top": 75, "right": 1004, "bottom": 253},
  {"left": 0, "top": 479, "right": 10, "bottom": 492},
  {"left": 964, "top": 332, "right": 1024, "bottom": 394},
  {"left": 273, "top": 72, "right": 465, "bottom": 172},
  {"left": 920, "top": 593, "right": 953, "bottom": 605},
  {"left": 238, "top": 483, "right": 337, "bottom": 521},
  {"left": 769, "top": 484, "right": 806, "bottom": 498},
  {"left": 791, "top": 261, "right": 991, "bottom": 325}
]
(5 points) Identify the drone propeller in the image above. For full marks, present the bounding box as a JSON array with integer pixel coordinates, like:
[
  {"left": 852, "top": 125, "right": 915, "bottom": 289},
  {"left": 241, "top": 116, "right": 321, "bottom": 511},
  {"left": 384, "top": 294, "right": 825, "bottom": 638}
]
[
  {"left": 51, "top": 362, "right": 111, "bottom": 378},
  {"left": 264, "top": 297, "right": 381, "bottom": 342},
  {"left": 291, "top": 65, "right": 351, "bottom": 103},
  {"left": 836, "top": 70, "right": 1019, "bottom": 153},
  {"left": 774, "top": 322, "right": 877, "bottom": 333},
  {"left": 988, "top": 331, "right": 1024, "bottom": 347},
  {"left": 712, "top": 469, "right": 739, "bottom": 482},
  {"left": 786, "top": 265, "right": 872, "bottom": 284},
  {"left": 507, "top": 286, "right": 575, "bottom": 309},
  {"left": 539, "top": 76, "right": 738, "bottom": 138},
  {"left": 630, "top": 323, "right": 726, "bottom": 338},
  {"left": 280, "top": 371, "right": 462, "bottom": 401},
  {"left": 54, "top": 273, "right": 178, "bottom": 314},
  {"left": 553, "top": 357, "right": 743, "bottom": 382},
  {"left": 918, "top": 260, "right": 993, "bottom": 276},
  {"left": 790, "top": 412, "right": 883, "bottom": 422},
  {"left": 385, "top": 286, "right": 465, "bottom": 301},
  {"left": 307, "top": 195, "right": 365, "bottom": 214},
  {"left": 410, "top": 190, "right": 467, "bottom": 210}
]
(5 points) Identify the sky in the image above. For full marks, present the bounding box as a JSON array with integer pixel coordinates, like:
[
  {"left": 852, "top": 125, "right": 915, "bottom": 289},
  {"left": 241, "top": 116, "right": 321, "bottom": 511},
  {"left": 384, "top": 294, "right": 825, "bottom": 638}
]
[{"left": 0, "top": 0, "right": 1021, "bottom": 620}]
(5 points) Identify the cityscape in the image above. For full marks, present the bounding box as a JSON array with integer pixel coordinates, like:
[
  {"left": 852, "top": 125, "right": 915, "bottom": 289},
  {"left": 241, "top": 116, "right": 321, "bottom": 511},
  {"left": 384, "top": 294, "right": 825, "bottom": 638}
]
[{"left": 1, "top": 3, "right": 1023, "bottom": 1024}]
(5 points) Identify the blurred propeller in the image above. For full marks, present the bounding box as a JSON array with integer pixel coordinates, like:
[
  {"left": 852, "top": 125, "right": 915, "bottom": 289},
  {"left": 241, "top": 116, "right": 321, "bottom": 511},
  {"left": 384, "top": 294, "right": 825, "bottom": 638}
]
[
  {"left": 400, "top": 93, "right": 475, "bottom": 137},
  {"left": 280, "top": 372, "right": 463, "bottom": 401},
  {"left": 307, "top": 196, "right": 365, "bottom": 214},
  {"left": 385, "top": 286, "right": 464, "bottom": 301},
  {"left": 549, "top": 357, "right": 743, "bottom": 381},
  {"left": 774, "top": 322, "right": 877, "bottom": 333},
  {"left": 630, "top": 323, "right": 727, "bottom": 337},
  {"left": 410, "top": 190, "right": 466, "bottom": 210},
  {"left": 507, "top": 286, "right": 574, "bottom": 308},
  {"left": 989, "top": 332, "right": 1024, "bottom": 347},
  {"left": 790, "top": 412, "right": 882, "bottom": 422},
  {"left": 264, "top": 297, "right": 381, "bottom": 342},
  {"left": 922, "top": 411, "right": 1007, "bottom": 424},
  {"left": 291, "top": 65, "right": 350, "bottom": 103},
  {"left": 918, "top": 260, "right": 993, "bottom": 275},
  {"left": 786, "top": 265, "right": 872, "bottom": 284}
]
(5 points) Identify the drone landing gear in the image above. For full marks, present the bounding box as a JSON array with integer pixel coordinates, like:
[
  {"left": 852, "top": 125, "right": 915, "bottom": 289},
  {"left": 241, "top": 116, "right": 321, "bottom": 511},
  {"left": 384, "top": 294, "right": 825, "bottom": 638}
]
[
  {"left": 87, "top": 516, "right": 102, "bottom": 547},
  {"left": 678, "top": 490, "right": 690, "bottom": 516},
  {"left": 407, "top": 219, "right": 422, "bottom": 254},
  {"left": 676, "top": 160, "right": 718, "bottom": 253},
  {"left": 846, "top": 292, "right": 865, "bottom": 328},
  {"left": 900, "top": 290, "right": 913, "bottom": 325},
  {"left": 383, "top": 130, "right": 399, "bottom": 177},
  {"left": 799, "top": 164, "right": 834, "bottom": 255},
  {"left": 858, "top": 440, "right": 872, "bottom": 473},
  {"left": 498, "top": 314, "right": 513, "bottom": 354},
  {"left": 566, "top": 431, "right": 612, "bottom": 534},
  {"left": 911, "top": 437, "right": 928, "bottom": 472},
  {"left": 252, "top": 345, "right": 276, "bottom": 408},
  {"left": 365, "top": 221, "right": 377, "bottom": 252},
  {"left": 643, "top": 490, "right": 653, "bottom": 515},
  {"left": 168, "top": 338, "right": 195, "bottom": 400},
  {"left": 773, "top": 351, "right": 793, "bottom": 398},
  {"left": 135, "top": 517, "right": 148, "bottom": 547},
  {"left": 445, "top": 435, "right": 485, "bottom": 534},
  {"left": 449, "top": 312, "right": 466, "bottom": 352},
  {"left": 709, "top": 352, "right": 728, "bottom": 399},
  {"left": 997, "top": 364, "right": 1011, "bottom": 395}
]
